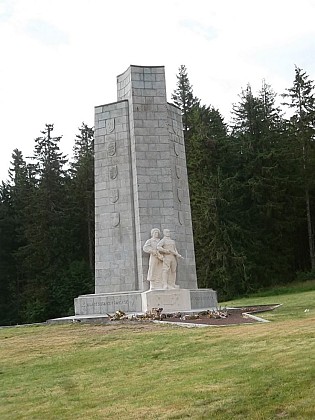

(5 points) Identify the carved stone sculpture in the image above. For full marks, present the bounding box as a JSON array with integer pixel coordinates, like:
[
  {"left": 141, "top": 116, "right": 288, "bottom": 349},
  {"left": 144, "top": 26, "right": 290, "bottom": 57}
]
[
  {"left": 157, "top": 229, "right": 183, "bottom": 289},
  {"left": 143, "top": 228, "right": 164, "bottom": 290}
]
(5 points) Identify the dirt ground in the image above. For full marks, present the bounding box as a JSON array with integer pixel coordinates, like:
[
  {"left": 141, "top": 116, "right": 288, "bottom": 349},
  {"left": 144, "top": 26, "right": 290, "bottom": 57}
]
[
  {"left": 101, "top": 305, "right": 280, "bottom": 327},
  {"left": 154, "top": 305, "right": 279, "bottom": 326}
]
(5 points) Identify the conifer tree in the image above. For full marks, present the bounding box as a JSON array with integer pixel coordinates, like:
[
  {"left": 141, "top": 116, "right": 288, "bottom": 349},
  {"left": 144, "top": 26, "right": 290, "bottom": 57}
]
[
  {"left": 71, "top": 123, "right": 95, "bottom": 272},
  {"left": 172, "top": 65, "right": 199, "bottom": 149},
  {"left": 1, "top": 124, "right": 95, "bottom": 324},
  {"left": 231, "top": 82, "right": 296, "bottom": 290},
  {"left": 15, "top": 124, "right": 71, "bottom": 321},
  {"left": 186, "top": 104, "right": 245, "bottom": 298},
  {"left": 282, "top": 67, "right": 315, "bottom": 270},
  {"left": 8, "top": 150, "right": 31, "bottom": 322},
  {"left": 0, "top": 181, "right": 15, "bottom": 324},
  {"left": 0, "top": 150, "right": 34, "bottom": 324}
]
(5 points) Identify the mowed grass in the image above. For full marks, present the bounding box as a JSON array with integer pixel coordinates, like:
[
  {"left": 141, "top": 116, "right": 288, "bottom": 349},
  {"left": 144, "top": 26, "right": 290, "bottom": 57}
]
[{"left": 1, "top": 282, "right": 315, "bottom": 419}]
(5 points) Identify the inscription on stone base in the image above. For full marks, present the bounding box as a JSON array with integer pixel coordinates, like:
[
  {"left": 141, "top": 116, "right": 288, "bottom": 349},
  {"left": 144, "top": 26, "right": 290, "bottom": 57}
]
[
  {"left": 190, "top": 289, "right": 218, "bottom": 309},
  {"left": 75, "top": 292, "right": 142, "bottom": 315},
  {"left": 142, "top": 289, "right": 191, "bottom": 312}
]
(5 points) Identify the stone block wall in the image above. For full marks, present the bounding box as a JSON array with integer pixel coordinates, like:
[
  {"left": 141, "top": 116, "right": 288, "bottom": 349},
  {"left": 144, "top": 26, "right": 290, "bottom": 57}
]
[
  {"left": 167, "top": 103, "right": 197, "bottom": 289},
  {"left": 94, "top": 100, "right": 137, "bottom": 293},
  {"left": 94, "top": 65, "right": 198, "bottom": 293}
]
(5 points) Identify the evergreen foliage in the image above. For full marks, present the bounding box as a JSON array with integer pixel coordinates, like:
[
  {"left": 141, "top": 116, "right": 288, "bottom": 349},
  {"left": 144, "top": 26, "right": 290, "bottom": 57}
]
[
  {"left": 171, "top": 65, "right": 199, "bottom": 149},
  {"left": 0, "top": 125, "right": 94, "bottom": 325},
  {"left": 70, "top": 123, "right": 95, "bottom": 272},
  {"left": 230, "top": 82, "right": 297, "bottom": 293},
  {"left": 282, "top": 67, "right": 315, "bottom": 270},
  {"left": 186, "top": 104, "right": 244, "bottom": 298},
  {"left": 173, "top": 67, "right": 315, "bottom": 300}
]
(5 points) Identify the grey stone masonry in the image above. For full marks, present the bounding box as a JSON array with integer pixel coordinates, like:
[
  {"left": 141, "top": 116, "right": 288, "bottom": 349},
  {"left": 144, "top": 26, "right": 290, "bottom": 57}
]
[
  {"left": 94, "top": 65, "right": 198, "bottom": 293},
  {"left": 74, "top": 289, "right": 217, "bottom": 315},
  {"left": 94, "top": 100, "right": 137, "bottom": 293}
]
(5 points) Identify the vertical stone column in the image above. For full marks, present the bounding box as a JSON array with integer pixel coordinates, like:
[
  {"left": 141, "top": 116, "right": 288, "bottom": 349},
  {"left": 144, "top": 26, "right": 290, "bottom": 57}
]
[
  {"left": 94, "top": 65, "right": 198, "bottom": 294},
  {"left": 117, "top": 66, "right": 177, "bottom": 290},
  {"left": 167, "top": 103, "right": 197, "bottom": 289},
  {"left": 94, "top": 100, "right": 137, "bottom": 293},
  {"left": 117, "top": 65, "right": 198, "bottom": 290}
]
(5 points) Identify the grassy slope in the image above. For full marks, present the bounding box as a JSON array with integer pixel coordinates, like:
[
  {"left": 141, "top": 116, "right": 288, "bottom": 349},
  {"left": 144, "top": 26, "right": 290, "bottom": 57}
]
[{"left": 1, "top": 282, "right": 315, "bottom": 420}]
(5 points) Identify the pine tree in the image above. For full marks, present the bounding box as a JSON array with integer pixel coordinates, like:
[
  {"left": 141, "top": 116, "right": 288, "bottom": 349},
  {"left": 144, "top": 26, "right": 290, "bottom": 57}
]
[
  {"left": 282, "top": 67, "right": 315, "bottom": 270},
  {"left": 1, "top": 124, "right": 95, "bottom": 323},
  {"left": 71, "top": 123, "right": 95, "bottom": 272},
  {"left": 231, "top": 82, "right": 296, "bottom": 290},
  {"left": 185, "top": 104, "right": 244, "bottom": 298},
  {"left": 0, "top": 150, "right": 34, "bottom": 324},
  {"left": 0, "top": 181, "right": 15, "bottom": 324},
  {"left": 172, "top": 65, "right": 199, "bottom": 147},
  {"left": 15, "top": 124, "right": 71, "bottom": 321},
  {"left": 8, "top": 150, "right": 31, "bottom": 322},
  {"left": 28, "top": 124, "right": 68, "bottom": 270}
]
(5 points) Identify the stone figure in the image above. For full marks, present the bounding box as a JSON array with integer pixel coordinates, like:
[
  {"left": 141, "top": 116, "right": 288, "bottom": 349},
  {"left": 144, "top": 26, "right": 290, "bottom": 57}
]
[
  {"left": 157, "top": 229, "right": 183, "bottom": 289},
  {"left": 143, "top": 228, "right": 164, "bottom": 290}
]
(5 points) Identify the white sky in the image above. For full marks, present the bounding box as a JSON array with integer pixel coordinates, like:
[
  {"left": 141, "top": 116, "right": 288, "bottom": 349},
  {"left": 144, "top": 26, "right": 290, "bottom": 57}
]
[{"left": 1, "top": 0, "right": 315, "bottom": 182}]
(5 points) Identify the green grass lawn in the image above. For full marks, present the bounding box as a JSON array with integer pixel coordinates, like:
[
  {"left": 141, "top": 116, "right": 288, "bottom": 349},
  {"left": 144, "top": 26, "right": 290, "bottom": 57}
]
[{"left": 1, "top": 281, "right": 315, "bottom": 419}]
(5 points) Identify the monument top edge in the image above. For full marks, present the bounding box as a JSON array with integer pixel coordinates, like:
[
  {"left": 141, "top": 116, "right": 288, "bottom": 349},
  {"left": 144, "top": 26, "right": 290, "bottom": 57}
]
[
  {"left": 94, "top": 99, "right": 128, "bottom": 109},
  {"left": 117, "top": 65, "right": 165, "bottom": 78}
]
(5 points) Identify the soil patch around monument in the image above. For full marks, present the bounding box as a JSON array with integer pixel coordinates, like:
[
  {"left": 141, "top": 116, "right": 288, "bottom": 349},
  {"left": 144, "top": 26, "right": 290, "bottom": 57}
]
[
  {"left": 156, "top": 305, "right": 280, "bottom": 327},
  {"left": 46, "top": 305, "right": 281, "bottom": 328}
]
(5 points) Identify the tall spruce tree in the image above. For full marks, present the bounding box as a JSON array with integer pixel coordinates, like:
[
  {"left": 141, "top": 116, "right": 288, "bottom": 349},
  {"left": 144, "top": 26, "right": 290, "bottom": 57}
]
[
  {"left": 171, "top": 65, "right": 199, "bottom": 148},
  {"left": 282, "top": 67, "right": 315, "bottom": 270},
  {"left": 15, "top": 124, "right": 71, "bottom": 321},
  {"left": 172, "top": 66, "right": 249, "bottom": 298},
  {"left": 0, "top": 150, "right": 37, "bottom": 324},
  {"left": 1, "top": 124, "right": 96, "bottom": 324},
  {"left": 0, "top": 181, "right": 15, "bottom": 324},
  {"left": 187, "top": 104, "right": 246, "bottom": 298},
  {"left": 231, "top": 82, "right": 296, "bottom": 291},
  {"left": 70, "top": 123, "right": 95, "bottom": 273},
  {"left": 8, "top": 150, "right": 31, "bottom": 322}
]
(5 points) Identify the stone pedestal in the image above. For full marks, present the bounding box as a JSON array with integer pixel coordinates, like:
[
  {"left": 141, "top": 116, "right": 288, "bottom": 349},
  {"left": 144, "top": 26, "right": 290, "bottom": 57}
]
[
  {"left": 142, "top": 289, "right": 191, "bottom": 312},
  {"left": 74, "top": 288, "right": 218, "bottom": 315},
  {"left": 74, "top": 291, "right": 142, "bottom": 315}
]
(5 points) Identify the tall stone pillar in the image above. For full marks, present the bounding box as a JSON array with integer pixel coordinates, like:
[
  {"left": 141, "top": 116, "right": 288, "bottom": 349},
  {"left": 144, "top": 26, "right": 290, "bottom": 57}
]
[{"left": 74, "top": 65, "right": 217, "bottom": 315}]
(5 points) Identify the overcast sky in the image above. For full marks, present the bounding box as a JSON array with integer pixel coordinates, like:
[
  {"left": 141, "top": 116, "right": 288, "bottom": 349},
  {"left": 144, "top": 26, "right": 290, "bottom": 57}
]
[{"left": 1, "top": 0, "right": 315, "bottom": 182}]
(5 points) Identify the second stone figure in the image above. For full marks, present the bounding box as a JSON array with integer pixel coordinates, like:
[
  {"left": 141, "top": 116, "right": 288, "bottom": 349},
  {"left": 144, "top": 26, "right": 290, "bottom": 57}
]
[{"left": 143, "top": 228, "right": 183, "bottom": 290}]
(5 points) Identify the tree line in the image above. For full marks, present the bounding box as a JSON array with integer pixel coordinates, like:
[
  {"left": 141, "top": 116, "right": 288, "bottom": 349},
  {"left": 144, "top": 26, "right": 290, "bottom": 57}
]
[
  {"left": 173, "top": 65, "right": 315, "bottom": 299},
  {"left": 1, "top": 66, "right": 315, "bottom": 325},
  {"left": 0, "top": 124, "right": 94, "bottom": 325}
]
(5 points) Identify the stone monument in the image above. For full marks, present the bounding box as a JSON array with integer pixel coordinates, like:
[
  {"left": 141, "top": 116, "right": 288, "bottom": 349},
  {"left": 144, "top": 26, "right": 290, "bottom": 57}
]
[{"left": 74, "top": 65, "right": 217, "bottom": 315}]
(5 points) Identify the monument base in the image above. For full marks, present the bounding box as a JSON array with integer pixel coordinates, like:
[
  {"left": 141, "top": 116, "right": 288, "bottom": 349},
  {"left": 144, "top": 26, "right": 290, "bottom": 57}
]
[{"left": 74, "top": 289, "right": 218, "bottom": 315}]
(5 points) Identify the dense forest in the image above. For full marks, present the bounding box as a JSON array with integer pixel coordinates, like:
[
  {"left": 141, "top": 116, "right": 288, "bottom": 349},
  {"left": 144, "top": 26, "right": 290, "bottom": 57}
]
[{"left": 1, "top": 66, "right": 315, "bottom": 325}]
